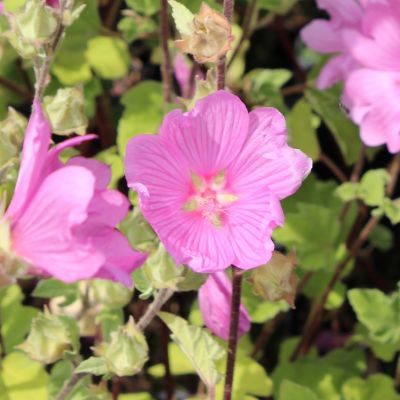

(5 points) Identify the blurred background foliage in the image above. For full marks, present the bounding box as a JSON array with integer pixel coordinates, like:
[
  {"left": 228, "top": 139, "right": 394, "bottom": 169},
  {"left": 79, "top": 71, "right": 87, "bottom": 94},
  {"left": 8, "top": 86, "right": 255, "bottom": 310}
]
[{"left": 0, "top": 0, "right": 399, "bottom": 399}]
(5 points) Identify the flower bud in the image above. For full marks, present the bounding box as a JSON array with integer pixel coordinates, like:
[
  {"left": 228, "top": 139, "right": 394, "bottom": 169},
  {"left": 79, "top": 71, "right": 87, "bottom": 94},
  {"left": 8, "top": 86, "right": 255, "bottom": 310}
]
[
  {"left": 18, "top": 308, "right": 72, "bottom": 364},
  {"left": 15, "top": 0, "right": 58, "bottom": 44},
  {"left": 92, "top": 279, "right": 133, "bottom": 308},
  {"left": 250, "top": 251, "right": 298, "bottom": 308},
  {"left": 0, "top": 108, "right": 27, "bottom": 167},
  {"left": 198, "top": 271, "right": 250, "bottom": 340},
  {"left": 175, "top": 3, "right": 234, "bottom": 64},
  {"left": 43, "top": 87, "right": 88, "bottom": 136},
  {"left": 96, "top": 317, "right": 149, "bottom": 377}
]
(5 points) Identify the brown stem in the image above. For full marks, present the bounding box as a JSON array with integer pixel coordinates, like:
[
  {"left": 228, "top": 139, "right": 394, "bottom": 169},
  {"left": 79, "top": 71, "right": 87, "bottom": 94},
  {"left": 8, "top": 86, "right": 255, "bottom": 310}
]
[
  {"left": 227, "top": 0, "right": 257, "bottom": 69},
  {"left": 111, "top": 377, "right": 121, "bottom": 400},
  {"left": 0, "top": 76, "right": 31, "bottom": 100},
  {"left": 160, "top": 0, "right": 173, "bottom": 103},
  {"left": 56, "top": 373, "right": 86, "bottom": 400},
  {"left": 281, "top": 83, "right": 307, "bottom": 97},
  {"left": 217, "top": 0, "right": 235, "bottom": 90},
  {"left": 223, "top": 266, "right": 243, "bottom": 400},
  {"left": 104, "top": 0, "right": 123, "bottom": 29},
  {"left": 319, "top": 152, "right": 348, "bottom": 183}
]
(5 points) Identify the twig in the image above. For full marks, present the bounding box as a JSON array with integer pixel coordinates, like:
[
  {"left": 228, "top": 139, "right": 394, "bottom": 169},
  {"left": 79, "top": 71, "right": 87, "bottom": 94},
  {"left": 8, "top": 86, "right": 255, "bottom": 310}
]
[
  {"left": 281, "top": 83, "right": 307, "bottom": 97},
  {"left": 217, "top": 0, "right": 235, "bottom": 90},
  {"left": 319, "top": 152, "right": 348, "bottom": 183},
  {"left": 136, "top": 288, "right": 174, "bottom": 331},
  {"left": 0, "top": 76, "right": 31, "bottom": 100},
  {"left": 223, "top": 266, "right": 243, "bottom": 400},
  {"left": 56, "top": 373, "right": 86, "bottom": 400},
  {"left": 227, "top": 0, "right": 257, "bottom": 69},
  {"left": 104, "top": 0, "right": 123, "bottom": 29},
  {"left": 160, "top": 0, "right": 173, "bottom": 103}
]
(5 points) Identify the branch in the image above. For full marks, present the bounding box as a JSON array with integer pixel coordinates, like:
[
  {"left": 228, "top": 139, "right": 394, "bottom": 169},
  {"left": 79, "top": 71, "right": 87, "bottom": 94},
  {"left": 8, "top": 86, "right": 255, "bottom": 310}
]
[{"left": 160, "top": 0, "right": 173, "bottom": 103}]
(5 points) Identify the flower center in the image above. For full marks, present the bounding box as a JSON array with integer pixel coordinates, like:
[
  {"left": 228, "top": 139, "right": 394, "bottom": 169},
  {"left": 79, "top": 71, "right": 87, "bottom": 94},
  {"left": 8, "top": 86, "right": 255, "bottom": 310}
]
[{"left": 182, "top": 171, "right": 238, "bottom": 228}]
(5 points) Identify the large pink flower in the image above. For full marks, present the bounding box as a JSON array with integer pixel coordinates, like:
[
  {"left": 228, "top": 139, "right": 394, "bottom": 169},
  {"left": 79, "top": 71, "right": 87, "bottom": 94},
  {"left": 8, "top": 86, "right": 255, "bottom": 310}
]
[
  {"left": 4, "top": 100, "right": 146, "bottom": 285},
  {"left": 198, "top": 271, "right": 250, "bottom": 340},
  {"left": 125, "top": 91, "right": 311, "bottom": 273}
]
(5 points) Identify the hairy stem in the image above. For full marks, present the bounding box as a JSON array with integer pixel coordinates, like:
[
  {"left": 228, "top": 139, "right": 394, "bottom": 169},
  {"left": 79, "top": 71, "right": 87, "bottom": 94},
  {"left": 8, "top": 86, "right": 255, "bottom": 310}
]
[
  {"left": 136, "top": 288, "right": 174, "bottom": 331},
  {"left": 217, "top": 0, "right": 235, "bottom": 90},
  {"left": 223, "top": 267, "right": 243, "bottom": 400},
  {"left": 319, "top": 152, "right": 348, "bottom": 183},
  {"left": 56, "top": 373, "right": 86, "bottom": 400},
  {"left": 160, "top": 0, "right": 173, "bottom": 103}
]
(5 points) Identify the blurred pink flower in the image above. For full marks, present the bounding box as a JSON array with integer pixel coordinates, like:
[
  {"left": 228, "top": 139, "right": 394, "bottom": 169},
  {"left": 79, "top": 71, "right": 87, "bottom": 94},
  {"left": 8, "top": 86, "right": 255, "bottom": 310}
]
[
  {"left": 343, "top": 0, "right": 400, "bottom": 153},
  {"left": 173, "top": 54, "right": 204, "bottom": 98},
  {"left": 46, "top": 0, "right": 59, "bottom": 8},
  {"left": 125, "top": 91, "right": 311, "bottom": 273},
  {"left": 5, "top": 100, "right": 146, "bottom": 286},
  {"left": 300, "top": 0, "right": 363, "bottom": 89},
  {"left": 198, "top": 271, "right": 250, "bottom": 340}
]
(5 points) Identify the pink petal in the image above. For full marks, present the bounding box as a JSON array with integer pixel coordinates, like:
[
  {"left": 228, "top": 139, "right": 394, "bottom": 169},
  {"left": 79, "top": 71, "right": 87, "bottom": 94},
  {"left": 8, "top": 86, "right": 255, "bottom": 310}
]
[
  {"left": 227, "top": 189, "right": 283, "bottom": 270},
  {"left": 11, "top": 166, "right": 105, "bottom": 283},
  {"left": 91, "top": 229, "right": 147, "bottom": 287},
  {"left": 343, "top": 4, "right": 400, "bottom": 71},
  {"left": 198, "top": 271, "right": 250, "bottom": 341},
  {"left": 345, "top": 69, "right": 400, "bottom": 152},
  {"left": 317, "top": 0, "right": 363, "bottom": 24},
  {"left": 67, "top": 156, "right": 111, "bottom": 189},
  {"left": 316, "top": 54, "right": 357, "bottom": 89},
  {"left": 6, "top": 99, "right": 51, "bottom": 221},
  {"left": 231, "top": 108, "right": 312, "bottom": 200},
  {"left": 159, "top": 90, "right": 249, "bottom": 175},
  {"left": 301, "top": 20, "right": 343, "bottom": 53}
]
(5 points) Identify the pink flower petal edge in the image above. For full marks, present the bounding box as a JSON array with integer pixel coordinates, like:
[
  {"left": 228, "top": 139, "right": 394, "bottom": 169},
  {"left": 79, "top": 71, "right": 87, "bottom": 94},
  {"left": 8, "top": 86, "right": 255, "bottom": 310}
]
[
  {"left": 198, "top": 271, "right": 250, "bottom": 340},
  {"left": 125, "top": 90, "right": 311, "bottom": 273},
  {"left": 6, "top": 100, "right": 146, "bottom": 285}
]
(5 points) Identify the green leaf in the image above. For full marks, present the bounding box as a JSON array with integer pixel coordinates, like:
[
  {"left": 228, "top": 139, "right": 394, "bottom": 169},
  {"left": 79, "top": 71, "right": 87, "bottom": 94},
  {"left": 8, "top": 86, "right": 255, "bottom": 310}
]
[
  {"left": 0, "top": 285, "right": 39, "bottom": 353},
  {"left": 117, "top": 81, "right": 170, "bottom": 156},
  {"left": 381, "top": 198, "right": 400, "bottom": 225},
  {"left": 75, "top": 357, "right": 108, "bottom": 376},
  {"left": 0, "top": 352, "right": 49, "bottom": 400},
  {"left": 279, "top": 380, "right": 318, "bottom": 400},
  {"left": 359, "top": 169, "right": 390, "bottom": 206},
  {"left": 286, "top": 99, "right": 320, "bottom": 160},
  {"left": 32, "top": 279, "right": 79, "bottom": 306},
  {"left": 86, "top": 36, "right": 130, "bottom": 79},
  {"left": 159, "top": 312, "right": 225, "bottom": 387},
  {"left": 118, "top": 394, "right": 153, "bottom": 400},
  {"left": 342, "top": 374, "right": 400, "bottom": 400},
  {"left": 168, "top": 0, "right": 194, "bottom": 36},
  {"left": 126, "top": 0, "right": 160, "bottom": 16},
  {"left": 336, "top": 182, "right": 359, "bottom": 202},
  {"left": 348, "top": 289, "right": 400, "bottom": 344},
  {"left": 48, "top": 360, "right": 74, "bottom": 400},
  {"left": 148, "top": 342, "right": 196, "bottom": 377},
  {"left": 118, "top": 16, "right": 157, "bottom": 44},
  {"left": 369, "top": 224, "right": 394, "bottom": 251},
  {"left": 52, "top": 0, "right": 100, "bottom": 85},
  {"left": 306, "top": 86, "right": 360, "bottom": 164}
]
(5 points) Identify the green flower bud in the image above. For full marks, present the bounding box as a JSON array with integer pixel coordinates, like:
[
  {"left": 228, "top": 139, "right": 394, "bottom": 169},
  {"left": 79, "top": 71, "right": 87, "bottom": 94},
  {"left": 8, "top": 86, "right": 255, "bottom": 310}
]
[
  {"left": 92, "top": 279, "right": 133, "bottom": 308},
  {"left": 43, "top": 87, "right": 88, "bottom": 136},
  {"left": 250, "top": 251, "right": 298, "bottom": 308},
  {"left": 18, "top": 308, "right": 72, "bottom": 364},
  {"left": 96, "top": 317, "right": 149, "bottom": 377},
  {"left": 2, "top": 30, "right": 37, "bottom": 59},
  {"left": 15, "top": 0, "right": 58, "bottom": 43},
  {"left": 0, "top": 108, "right": 27, "bottom": 167}
]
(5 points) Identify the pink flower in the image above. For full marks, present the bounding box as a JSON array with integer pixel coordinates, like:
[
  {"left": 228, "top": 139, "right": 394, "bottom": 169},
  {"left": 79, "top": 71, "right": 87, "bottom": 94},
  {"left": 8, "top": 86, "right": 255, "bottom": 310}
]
[
  {"left": 125, "top": 91, "right": 311, "bottom": 273},
  {"left": 5, "top": 100, "right": 146, "bottom": 285},
  {"left": 174, "top": 54, "right": 205, "bottom": 99},
  {"left": 342, "top": 0, "right": 400, "bottom": 153},
  {"left": 198, "top": 271, "right": 250, "bottom": 340},
  {"left": 300, "top": 0, "right": 363, "bottom": 89}
]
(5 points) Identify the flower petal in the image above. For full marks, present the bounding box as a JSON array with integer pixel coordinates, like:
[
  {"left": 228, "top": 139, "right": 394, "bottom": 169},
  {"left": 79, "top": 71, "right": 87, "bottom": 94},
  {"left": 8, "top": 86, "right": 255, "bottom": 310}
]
[
  {"left": 159, "top": 90, "right": 249, "bottom": 175},
  {"left": 6, "top": 100, "right": 51, "bottom": 221},
  {"left": 301, "top": 20, "right": 343, "bottom": 53},
  {"left": 11, "top": 166, "right": 105, "bottom": 282}
]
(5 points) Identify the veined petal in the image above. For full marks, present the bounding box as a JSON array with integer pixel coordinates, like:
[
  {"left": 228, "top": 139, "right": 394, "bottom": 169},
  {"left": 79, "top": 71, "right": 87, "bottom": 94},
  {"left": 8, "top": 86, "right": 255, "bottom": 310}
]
[
  {"left": 11, "top": 166, "right": 105, "bottom": 282},
  {"left": 159, "top": 90, "right": 249, "bottom": 175},
  {"left": 6, "top": 99, "right": 51, "bottom": 221},
  {"left": 231, "top": 108, "right": 312, "bottom": 200}
]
